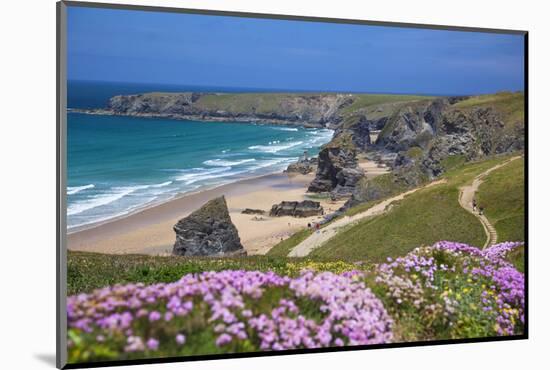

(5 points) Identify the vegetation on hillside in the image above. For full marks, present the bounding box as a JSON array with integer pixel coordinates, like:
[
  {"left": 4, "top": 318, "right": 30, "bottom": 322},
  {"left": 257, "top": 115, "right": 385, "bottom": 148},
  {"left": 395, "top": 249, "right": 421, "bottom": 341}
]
[
  {"left": 266, "top": 229, "right": 313, "bottom": 257},
  {"left": 310, "top": 156, "right": 514, "bottom": 261},
  {"left": 341, "top": 94, "right": 434, "bottom": 116},
  {"left": 68, "top": 251, "right": 353, "bottom": 296},
  {"left": 477, "top": 158, "right": 525, "bottom": 243},
  {"left": 453, "top": 91, "right": 524, "bottom": 126}
]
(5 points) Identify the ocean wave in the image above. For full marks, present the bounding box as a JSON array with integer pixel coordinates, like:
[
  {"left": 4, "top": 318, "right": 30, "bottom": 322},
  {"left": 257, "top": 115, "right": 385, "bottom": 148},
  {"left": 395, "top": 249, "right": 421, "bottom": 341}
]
[
  {"left": 248, "top": 157, "right": 296, "bottom": 171},
  {"left": 203, "top": 158, "right": 256, "bottom": 167},
  {"left": 248, "top": 141, "right": 304, "bottom": 153},
  {"left": 149, "top": 181, "right": 173, "bottom": 188},
  {"left": 274, "top": 127, "right": 299, "bottom": 132},
  {"left": 67, "top": 184, "right": 95, "bottom": 195},
  {"left": 67, "top": 181, "right": 174, "bottom": 216},
  {"left": 67, "top": 186, "right": 145, "bottom": 216},
  {"left": 175, "top": 167, "right": 233, "bottom": 185},
  {"left": 68, "top": 196, "right": 158, "bottom": 229},
  {"left": 304, "top": 129, "right": 334, "bottom": 148}
]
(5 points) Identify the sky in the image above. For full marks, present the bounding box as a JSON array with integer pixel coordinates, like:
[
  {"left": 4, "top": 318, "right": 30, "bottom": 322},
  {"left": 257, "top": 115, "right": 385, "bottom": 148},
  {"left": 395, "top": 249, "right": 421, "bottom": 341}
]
[{"left": 67, "top": 6, "right": 525, "bottom": 95}]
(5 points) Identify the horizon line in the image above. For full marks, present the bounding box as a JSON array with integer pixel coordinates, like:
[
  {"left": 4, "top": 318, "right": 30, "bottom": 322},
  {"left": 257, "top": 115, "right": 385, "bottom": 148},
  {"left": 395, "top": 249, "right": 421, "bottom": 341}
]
[{"left": 69, "top": 79, "right": 524, "bottom": 98}]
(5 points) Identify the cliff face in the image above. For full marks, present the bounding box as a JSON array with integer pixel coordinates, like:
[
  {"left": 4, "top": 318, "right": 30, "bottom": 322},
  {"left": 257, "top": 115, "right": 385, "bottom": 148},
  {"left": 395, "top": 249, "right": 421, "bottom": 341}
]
[
  {"left": 375, "top": 94, "right": 524, "bottom": 158},
  {"left": 337, "top": 92, "right": 525, "bottom": 207},
  {"left": 106, "top": 92, "right": 354, "bottom": 127},
  {"left": 307, "top": 133, "right": 364, "bottom": 196},
  {"left": 334, "top": 115, "right": 372, "bottom": 150}
]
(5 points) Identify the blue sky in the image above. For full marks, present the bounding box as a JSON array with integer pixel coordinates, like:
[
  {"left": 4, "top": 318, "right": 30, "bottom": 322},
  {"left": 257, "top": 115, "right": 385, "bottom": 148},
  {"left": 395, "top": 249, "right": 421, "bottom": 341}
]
[{"left": 67, "top": 6, "right": 525, "bottom": 95}]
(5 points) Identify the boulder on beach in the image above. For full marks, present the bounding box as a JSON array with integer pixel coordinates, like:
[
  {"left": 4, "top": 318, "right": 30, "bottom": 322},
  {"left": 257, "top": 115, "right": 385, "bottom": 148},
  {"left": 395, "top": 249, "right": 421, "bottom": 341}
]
[
  {"left": 285, "top": 157, "right": 317, "bottom": 175},
  {"left": 269, "top": 200, "right": 324, "bottom": 218},
  {"left": 172, "top": 196, "right": 246, "bottom": 256},
  {"left": 241, "top": 208, "right": 266, "bottom": 215}
]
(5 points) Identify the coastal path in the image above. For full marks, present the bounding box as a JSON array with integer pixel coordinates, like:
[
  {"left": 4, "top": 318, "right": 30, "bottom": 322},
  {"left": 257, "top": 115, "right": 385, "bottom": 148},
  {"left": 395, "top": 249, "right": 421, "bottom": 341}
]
[{"left": 458, "top": 156, "right": 522, "bottom": 249}]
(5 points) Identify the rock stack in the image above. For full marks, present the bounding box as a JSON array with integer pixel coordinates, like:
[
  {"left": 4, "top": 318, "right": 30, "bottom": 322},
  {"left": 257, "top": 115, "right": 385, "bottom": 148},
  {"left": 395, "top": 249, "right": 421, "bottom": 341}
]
[{"left": 172, "top": 196, "right": 246, "bottom": 256}]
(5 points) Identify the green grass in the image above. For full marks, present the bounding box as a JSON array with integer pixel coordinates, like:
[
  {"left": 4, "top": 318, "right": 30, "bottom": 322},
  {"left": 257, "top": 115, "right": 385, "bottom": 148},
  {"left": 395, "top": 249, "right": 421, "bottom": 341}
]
[
  {"left": 311, "top": 186, "right": 485, "bottom": 261},
  {"left": 322, "top": 131, "right": 356, "bottom": 151},
  {"left": 196, "top": 93, "right": 285, "bottom": 114},
  {"left": 440, "top": 155, "right": 467, "bottom": 172},
  {"left": 351, "top": 173, "right": 409, "bottom": 204},
  {"left": 507, "top": 245, "right": 525, "bottom": 273},
  {"left": 68, "top": 252, "right": 287, "bottom": 295},
  {"left": 453, "top": 91, "right": 525, "bottom": 127},
  {"left": 476, "top": 157, "right": 525, "bottom": 242},
  {"left": 310, "top": 156, "right": 517, "bottom": 262},
  {"left": 406, "top": 147, "right": 424, "bottom": 159},
  {"left": 266, "top": 229, "right": 313, "bottom": 257},
  {"left": 194, "top": 93, "right": 334, "bottom": 116},
  {"left": 68, "top": 250, "right": 361, "bottom": 295},
  {"left": 341, "top": 94, "right": 434, "bottom": 115}
]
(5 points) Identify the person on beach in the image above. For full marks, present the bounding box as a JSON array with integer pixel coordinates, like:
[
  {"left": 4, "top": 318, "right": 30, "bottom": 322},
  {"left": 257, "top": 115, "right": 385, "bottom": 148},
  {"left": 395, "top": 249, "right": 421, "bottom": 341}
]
[{"left": 472, "top": 199, "right": 477, "bottom": 212}]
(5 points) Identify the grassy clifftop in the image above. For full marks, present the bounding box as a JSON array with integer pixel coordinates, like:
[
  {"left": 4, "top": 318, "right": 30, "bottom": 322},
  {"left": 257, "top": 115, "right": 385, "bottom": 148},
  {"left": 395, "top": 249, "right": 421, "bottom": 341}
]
[{"left": 453, "top": 91, "right": 525, "bottom": 127}]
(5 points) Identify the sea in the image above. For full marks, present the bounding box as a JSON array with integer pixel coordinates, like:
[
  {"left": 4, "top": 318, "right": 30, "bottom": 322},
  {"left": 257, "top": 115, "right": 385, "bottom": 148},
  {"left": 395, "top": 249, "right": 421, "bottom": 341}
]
[{"left": 67, "top": 80, "right": 333, "bottom": 230}]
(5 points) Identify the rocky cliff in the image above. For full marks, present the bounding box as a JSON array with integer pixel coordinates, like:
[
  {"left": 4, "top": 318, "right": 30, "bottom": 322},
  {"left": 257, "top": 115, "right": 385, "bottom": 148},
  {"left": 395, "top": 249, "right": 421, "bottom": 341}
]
[
  {"left": 340, "top": 92, "right": 525, "bottom": 208},
  {"left": 307, "top": 133, "right": 364, "bottom": 196},
  {"left": 375, "top": 93, "right": 525, "bottom": 179},
  {"left": 103, "top": 92, "right": 355, "bottom": 127},
  {"left": 172, "top": 196, "right": 246, "bottom": 257}
]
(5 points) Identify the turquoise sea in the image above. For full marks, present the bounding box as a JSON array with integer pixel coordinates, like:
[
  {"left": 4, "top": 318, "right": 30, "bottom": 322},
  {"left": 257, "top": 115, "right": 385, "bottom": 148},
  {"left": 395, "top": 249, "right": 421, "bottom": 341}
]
[{"left": 67, "top": 81, "right": 333, "bottom": 229}]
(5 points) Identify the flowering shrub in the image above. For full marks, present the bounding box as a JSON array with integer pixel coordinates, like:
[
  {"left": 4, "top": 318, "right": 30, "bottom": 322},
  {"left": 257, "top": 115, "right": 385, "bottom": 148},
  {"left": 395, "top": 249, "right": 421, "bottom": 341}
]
[
  {"left": 67, "top": 270, "right": 392, "bottom": 362},
  {"left": 67, "top": 241, "right": 524, "bottom": 363},
  {"left": 375, "top": 241, "right": 524, "bottom": 340}
]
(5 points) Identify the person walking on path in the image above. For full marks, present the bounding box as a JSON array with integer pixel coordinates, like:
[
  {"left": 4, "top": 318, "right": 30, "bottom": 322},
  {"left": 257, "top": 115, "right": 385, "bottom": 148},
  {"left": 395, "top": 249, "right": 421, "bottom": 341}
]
[
  {"left": 472, "top": 199, "right": 477, "bottom": 212},
  {"left": 479, "top": 205, "right": 484, "bottom": 216}
]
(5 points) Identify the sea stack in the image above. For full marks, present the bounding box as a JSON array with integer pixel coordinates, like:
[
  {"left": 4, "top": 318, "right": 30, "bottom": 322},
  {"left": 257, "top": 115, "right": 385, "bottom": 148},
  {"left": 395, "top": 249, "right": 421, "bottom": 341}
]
[
  {"left": 307, "top": 135, "right": 364, "bottom": 195},
  {"left": 172, "top": 196, "right": 246, "bottom": 256}
]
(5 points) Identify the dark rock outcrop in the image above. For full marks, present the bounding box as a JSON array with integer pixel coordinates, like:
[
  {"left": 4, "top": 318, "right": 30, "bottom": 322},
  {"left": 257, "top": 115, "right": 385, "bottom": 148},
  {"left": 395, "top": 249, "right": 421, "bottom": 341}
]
[
  {"left": 307, "top": 135, "right": 364, "bottom": 196},
  {"left": 335, "top": 115, "right": 372, "bottom": 151},
  {"left": 269, "top": 200, "right": 324, "bottom": 217},
  {"left": 332, "top": 167, "right": 365, "bottom": 197},
  {"left": 375, "top": 97, "right": 525, "bottom": 179},
  {"left": 172, "top": 196, "right": 246, "bottom": 257},
  {"left": 285, "top": 157, "right": 317, "bottom": 175},
  {"left": 241, "top": 208, "right": 265, "bottom": 215},
  {"left": 376, "top": 100, "right": 445, "bottom": 152}
]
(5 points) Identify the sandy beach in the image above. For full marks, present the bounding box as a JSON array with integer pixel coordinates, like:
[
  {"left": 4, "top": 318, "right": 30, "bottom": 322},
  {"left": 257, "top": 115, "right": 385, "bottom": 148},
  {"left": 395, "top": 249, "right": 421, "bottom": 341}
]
[{"left": 68, "top": 171, "right": 347, "bottom": 255}]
